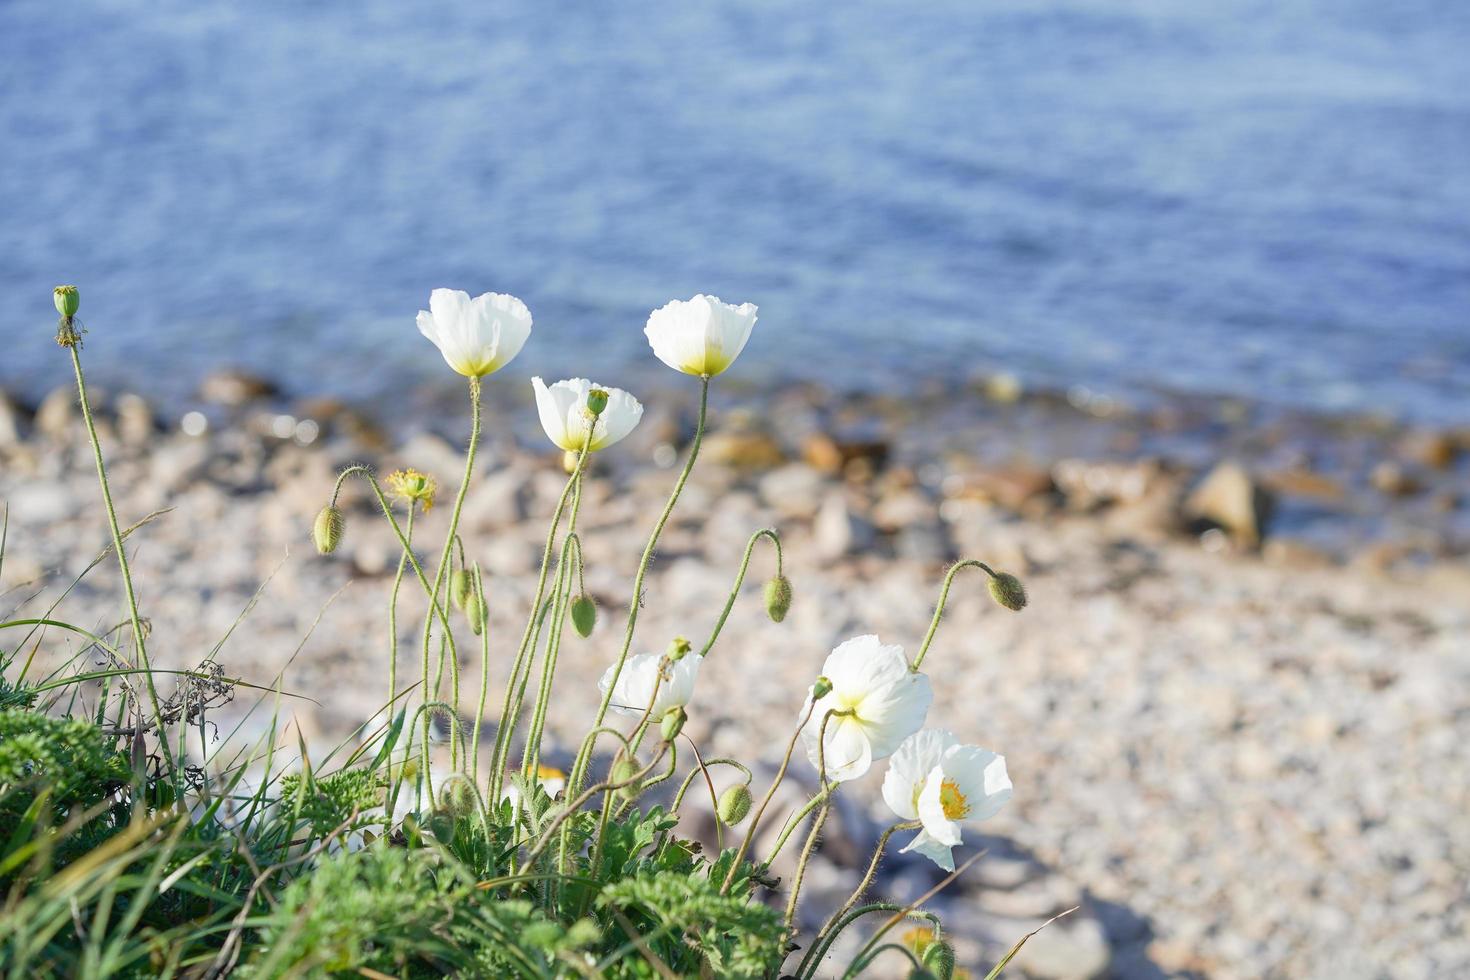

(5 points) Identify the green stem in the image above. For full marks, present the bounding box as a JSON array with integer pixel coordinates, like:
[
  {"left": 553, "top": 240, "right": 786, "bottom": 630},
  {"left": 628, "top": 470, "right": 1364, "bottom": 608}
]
[
  {"left": 764, "top": 789, "right": 829, "bottom": 867},
  {"left": 522, "top": 527, "right": 582, "bottom": 780},
  {"left": 68, "top": 346, "right": 175, "bottom": 777},
  {"left": 420, "top": 378, "right": 483, "bottom": 786},
  {"left": 487, "top": 444, "right": 589, "bottom": 806},
  {"left": 721, "top": 697, "right": 816, "bottom": 895},
  {"left": 387, "top": 507, "right": 415, "bottom": 732},
  {"left": 782, "top": 708, "right": 850, "bottom": 932},
  {"left": 911, "top": 559, "right": 999, "bottom": 673},
  {"left": 798, "top": 904, "right": 940, "bottom": 980},
  {"left": 699, "top": 527, "right": 781, "bottom": 657},
  {"left": 569, "top": 376, "right": 710, "bottom": 798},
  {"left": 797, "top": 820, "right": 922, "bottom": 978}
]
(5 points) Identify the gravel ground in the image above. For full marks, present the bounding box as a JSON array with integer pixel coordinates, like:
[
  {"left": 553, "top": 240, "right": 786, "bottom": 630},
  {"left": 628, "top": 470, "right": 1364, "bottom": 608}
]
[{"left": 3, "top": 392, "right": 1468, "bottom": 980}]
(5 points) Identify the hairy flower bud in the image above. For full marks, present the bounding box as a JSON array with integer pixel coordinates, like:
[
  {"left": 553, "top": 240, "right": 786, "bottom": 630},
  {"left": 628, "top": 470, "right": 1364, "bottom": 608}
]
[
  {"left": 659, "top": 706, "right": 687, "bottom": 742},
  {"left": 987, "top": 571, "right": 1028, "bottom": 612},
  {"left": 439, "top": 778, "right": 477, "bottom": 818},
  {"left": 717, "top": 783, "right": 753, "bottom": 825},
  {"left": 764, "top": 574, "right": 793, "bottom": 622},
  {"left": 811, "top": 675, "right": 833, "bottom": 701},
  {"left": 571, "top": 594, "right": 596, "bottom": 637},
  {"left": 313, "top": 505, "right": 344, "bottom": 554},
  {"left": 666, "top": 635, "right": 692, "bottom": 662},
  {"left": 611, "top": 756, "right": 642, "bottom": 800},
  {"left": 585, "top": 387, "right": 610, "bottom": 417},
  {"left": 451, "top": 569, "right": 474, "bottom": 612},
  {"left": 465, "top": 593, "right": 486, "bottom": 636},
  {"left": 921, "top": 939, "right": 956, "bottom": 980},
  {"left": 53, "top": 284, "right": 79, "bottom": 318}
]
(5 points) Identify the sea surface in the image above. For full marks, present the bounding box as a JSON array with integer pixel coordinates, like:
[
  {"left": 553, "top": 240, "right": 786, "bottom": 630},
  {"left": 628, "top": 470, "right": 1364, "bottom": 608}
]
[{"left": 2, "top": 0, "right": 1468, "bottom": 423}]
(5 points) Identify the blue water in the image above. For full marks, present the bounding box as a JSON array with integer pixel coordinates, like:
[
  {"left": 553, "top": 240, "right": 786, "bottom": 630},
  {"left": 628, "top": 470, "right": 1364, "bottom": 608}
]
[{"left": 3, "top": 0, "right": 1468, "bottom": 422}]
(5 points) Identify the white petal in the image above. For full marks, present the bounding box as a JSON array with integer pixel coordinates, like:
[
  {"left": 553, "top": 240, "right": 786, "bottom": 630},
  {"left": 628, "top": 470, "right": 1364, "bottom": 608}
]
[
  {"left": 882, "top": 729, "right": 956, "bottom": 820},
  {"left": 820, "top": 635, "right": 911, "bottom": 694},
  {"left": 942, "top": 745, "right": 1013, "bottom": 824},
  {"left": 854, "top": 670, "right": 932, "bottom": 761},
  {"left": 917, "top": 764, "right": 963, "bottom": 846},
  {"left": 802, "top": 710, "right": 874, "bottom": 782},
  {"left": 588, "top": 386, "right": 644, "bottom": 451},
  {"left": 898, "top": 828, "right": 956, "bottom": 872},
  {"left": 533, "top": 377, "right": 571, "bottom": 449}
]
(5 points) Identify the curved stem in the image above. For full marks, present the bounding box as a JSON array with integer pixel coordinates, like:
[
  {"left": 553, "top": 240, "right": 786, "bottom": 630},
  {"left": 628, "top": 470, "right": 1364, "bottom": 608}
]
[
  {"left": 471, "top": 562, "right": 489, "bottom": 787},
  {"left": 764, "top": 789, "right": 829, "bottom": 867},
  {"left": 911, "top": 559, "right": 999, "bottom": 673},
  {"left": 570, "top": 376, "right": 710, "bottom": 798},
  {"left": 797, "top": 820, "right": 922, "bottom": 978},
  {"left": 721, "top": 697, "right": 815, "bottom": 895},
  {"left": 386, "top": 506, "right": 415, "bottom": 732},
  {"left": 798, "top": 904, "right": 940, "bottom": 980},
  {"left": 783, "top": 708, "right": 850, "bottom": 932},
  {"left": 670, "top": 758, "right": 752, "bottom": 815},
  {"left": 699, "top": 527, "right": 781, "bottom": 658},
  {"left": 68, "top": 347, "right": 175, "bottom": 777}
]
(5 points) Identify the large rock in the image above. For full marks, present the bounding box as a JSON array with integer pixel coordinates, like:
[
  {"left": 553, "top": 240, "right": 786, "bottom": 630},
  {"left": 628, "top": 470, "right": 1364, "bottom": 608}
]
[{"left": 1182, "top": 461, "right": 1272, "bottom": 548}]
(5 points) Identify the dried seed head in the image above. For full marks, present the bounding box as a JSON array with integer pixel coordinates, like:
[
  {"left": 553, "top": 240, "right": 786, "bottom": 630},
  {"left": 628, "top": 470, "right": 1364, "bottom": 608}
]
[
  {"left": 312, "top": 505, "right": 345, "bottom": 554},
  {"left": 763, "top": 574, "right": 793, "bottom": 622}
]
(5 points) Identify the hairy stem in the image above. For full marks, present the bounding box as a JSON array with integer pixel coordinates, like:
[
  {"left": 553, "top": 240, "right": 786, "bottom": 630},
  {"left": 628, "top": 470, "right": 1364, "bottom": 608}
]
[
  {"left": 797, "top": 820, "right": 922, "bottom": 978},
  {"left": 721, "top": 697, "right": 816, "bottom": 895},
  {"left": 699, "top": 527, "right": 781, "bottom": 657},
  {"left": 911, "top": 559, "right": 998, "bottom": 672}
]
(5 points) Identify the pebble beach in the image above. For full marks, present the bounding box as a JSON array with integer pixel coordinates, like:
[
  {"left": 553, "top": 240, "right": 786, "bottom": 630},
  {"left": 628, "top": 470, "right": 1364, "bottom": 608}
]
[{"left": 2, "top": 371, "right": 1468, "bottom": 979}]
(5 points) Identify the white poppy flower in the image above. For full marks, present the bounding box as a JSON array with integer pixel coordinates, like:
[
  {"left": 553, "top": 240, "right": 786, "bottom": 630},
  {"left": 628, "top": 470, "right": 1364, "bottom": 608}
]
[
  {"left": 416, "top": 288, "right": 532, "bottom": 378},
  {"left": 800, "top": 635, "right": 932, "bottom": 783},
  {"left": 532, "top": 377, "right": 644, "bottom": 452},
  {"left": 599, "top": 652, "right": 703, "bottom": 719},
  {"left": 644, "top": 294, "right": 758, "bottom": 377},
  {"left": 881, "top": 728, "right": 1012, "bottom": 872}
]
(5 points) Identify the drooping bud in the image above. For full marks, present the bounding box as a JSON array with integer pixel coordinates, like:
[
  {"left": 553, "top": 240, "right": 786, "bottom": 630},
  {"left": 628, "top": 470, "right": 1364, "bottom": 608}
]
[
  {"left": 811, "top": 675, "right": 833, "bottom": 701},
  {"left": 585, "top": 387, "right": 610, "bottom": 417},
  {"left": 717, "top": 783, "right": 753, "bottom": 825},
  {"left": 53, "top": 285, "right": 80, "bottom": 318},
  {"left": 921, "top": 939, "right": 956, "bottom": 980},
  {"left": 465, "top": 593, "right": 486, "bottom": 636},
  {"left": 571, "top": 594, "right": 597, "bottom": 637},
  {"left": 313, "top": 505, "right": 345, "bottom": 554},
  {"left": 666, "top": 635, "right": 692, "bottom": 662},
  {"left": 987, "top": 571, "right": 1028, "bottom": 612},
  {"left": 439, "top": 778, "right": 477, "bottom": 818},
  {"left": 659, "top": 706, "right": 687, "bottom": 742},
  {"left": 610, "top": 755, "right": 642, "bottom": 800},
  {"left": 763, "top": 574, "right": 793, "bottom": 622},
  {"left": 451, "top": 569, "right": 474, "bottom": 612}
]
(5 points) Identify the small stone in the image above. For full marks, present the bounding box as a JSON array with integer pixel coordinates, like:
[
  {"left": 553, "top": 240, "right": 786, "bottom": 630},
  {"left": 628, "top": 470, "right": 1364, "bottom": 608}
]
[
  {"left": 1370, "top": 461, "right": 1423, "bottom": 497},
  {"left": 757, "top": 464, "right": 827, "bottom": 521},
  {"left": 813, "top": 491, "right": 876, "bottom": 561},
  {"left": 198, "top": 368, "right": 278, "bottom": 407},
  {"left": 802, "top": 433, "right": 889, "bottom": 477},
  {"left": 1397, "top": 429, "right": 1459, "bottom": 470},
  {"left": 1005, "top": 913, "right": 1112, "bottom": 980},
  {"left": 114, "top": 393, "right": 156, "bottom": 447},
  {"left": 1183, "top": 461, "right": 1272, "bottom": 548},
  {"left": 0, "top": 391, "right": 28, "bottom": 449},
  {"left": 702, "top": 430, "right": 785, "bottom": 470},
  {"left": 948, "top": 464, "right": 1055, "bottom": 512},
  {"left": 35, "top": 386, "right": 78, "bottom": 441},
  {"left": 1263, "top": 538, "right": 1335, "bottom": 570}
]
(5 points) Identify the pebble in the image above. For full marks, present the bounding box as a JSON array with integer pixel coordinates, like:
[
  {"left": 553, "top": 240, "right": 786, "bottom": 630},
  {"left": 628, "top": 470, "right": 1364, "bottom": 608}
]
[{"left": 1183, "top": 460, "right": 1272, "bottom": 548}]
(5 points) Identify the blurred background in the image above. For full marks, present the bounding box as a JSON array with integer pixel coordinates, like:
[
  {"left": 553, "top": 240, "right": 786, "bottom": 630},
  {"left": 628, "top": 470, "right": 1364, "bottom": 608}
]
[
  {"left": 3, "top": 2, "right": 1469, "bottom": 978},
  {"left": 3, "top": 0, "right": 1467, "bottom": 419}
]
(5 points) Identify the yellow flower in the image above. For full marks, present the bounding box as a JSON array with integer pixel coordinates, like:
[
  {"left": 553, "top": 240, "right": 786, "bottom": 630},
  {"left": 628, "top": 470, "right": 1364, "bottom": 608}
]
[{"left": 386, "top": 468, "right": 437, "bottom": 511}]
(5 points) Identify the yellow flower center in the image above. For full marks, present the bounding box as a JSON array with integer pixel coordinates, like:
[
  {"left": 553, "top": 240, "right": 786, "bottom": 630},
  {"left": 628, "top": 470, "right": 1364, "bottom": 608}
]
[{"left": 938, "top": 778, "right": 970, "bottom": 820}]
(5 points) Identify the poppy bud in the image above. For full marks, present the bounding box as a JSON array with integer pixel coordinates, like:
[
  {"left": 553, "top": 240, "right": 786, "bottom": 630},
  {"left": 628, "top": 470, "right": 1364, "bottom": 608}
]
[
  {"left": 659, "top": 706, "right": 686, "bottom": 742},
  {"left": 717, "top": 784, "right": 753, "bottom": 825},
  {"left": 313, "top": 505, "right": 344, "bottom": 554},
  {"left": 921, "top": 939, "right": 956, "bottom": 980},
  {"left": 465, "top": 593, "right": 486, "bottom": 635},
  {"left": 451, "top": 569, "right": 474, "bottom": 612},
  {"left": 987, "top": 571, "right": 1027, "bottom": 612},
  {"left": 763, "top": 575, "right": 793, "bottom": 622},
  {"left": 571, "top": 594, "right": 596, "bottom": 637}
]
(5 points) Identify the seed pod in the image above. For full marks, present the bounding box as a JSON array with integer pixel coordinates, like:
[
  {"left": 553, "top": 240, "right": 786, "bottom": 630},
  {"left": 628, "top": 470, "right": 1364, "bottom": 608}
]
[
  {"left": 585, "top": 388, "right": 609, "bottom": 417},
  {"left": 921, "top": 938, "right": 956, "bottom": 980},
  {"left": 450, "top": 569, "right": 474, "bottom": 612},
  {"left": 987, "top": 571, "right": 1028, "bottom": 612},
  {"left": 666, "top": 635, "right": 692, "bottom": 662},
  {"left": 659, "top": 706, "right": 686, "bottom": 742},
  {"left": 717, "top": 784, "right": 753, "bottom": 825},
  {"left": 53, "top": 285, "right": 80, "bottom": 318},
  {"left": 571, "top": 594, "right": 596, "bottom": 637},
  {"left": 312, "top": 505, "right": 345, "bottom": 554},
  {"left": 811, "top": 675, "right": 833, "bottom": 701},
  {"left": 763, "top": 574, "right": 793, "bottom": 623}
]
